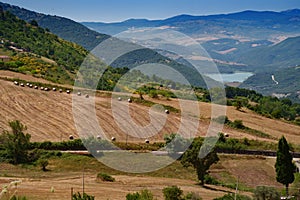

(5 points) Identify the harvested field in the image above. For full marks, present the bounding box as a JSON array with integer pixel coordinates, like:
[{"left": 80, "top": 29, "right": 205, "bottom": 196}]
[{"left": 0, "top": 71, "right": 299, "bottom": 143}]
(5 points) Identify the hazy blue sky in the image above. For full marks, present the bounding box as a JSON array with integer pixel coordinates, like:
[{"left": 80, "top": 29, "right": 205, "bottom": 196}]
[{"left": 1, "top": 0, "right": 299, "bottom": 22}]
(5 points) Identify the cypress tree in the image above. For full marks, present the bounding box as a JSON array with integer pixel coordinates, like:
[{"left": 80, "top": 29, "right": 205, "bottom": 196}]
[{"left": 275, "top": 136, "right": 295, "bottom": 197}]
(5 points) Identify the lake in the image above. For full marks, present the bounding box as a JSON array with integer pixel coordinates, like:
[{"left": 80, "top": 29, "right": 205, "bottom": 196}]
[{"left": 205, "top": 72, "right": 254, "bottom": 83}]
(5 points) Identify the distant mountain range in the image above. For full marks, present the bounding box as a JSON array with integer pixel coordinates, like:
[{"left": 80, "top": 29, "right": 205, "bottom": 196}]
[
  {"left": 82, "top": 9, "right": 300, "bottom": 39},
  {"left": 82, "top": 9, "right": 300, "bottom": 72},
  {"left": 82, "top": 9, "right": 300, "bottom": 100},
  {"left": 0, "top": 2, "right": 219, "bottom": 89}
]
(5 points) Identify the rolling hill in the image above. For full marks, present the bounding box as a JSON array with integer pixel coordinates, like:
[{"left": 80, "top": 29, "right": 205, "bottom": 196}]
[
  {"left": 0, "top": 8, "right": 89, "bottom": 83},
  {"left": 1, "top": 71, "right": 300, "bottom": 144},
  {"left": 0, "top": 1, "right": 109, "bottom": 50},
  {"left": 236, "top": 36, "right": 300, "bottom": 72},
  {"left": 240, "top": 66, "right": 300, "bottom": 101},
  {"left": 0, "top": 2, "right": 220, "bottom": 89}
]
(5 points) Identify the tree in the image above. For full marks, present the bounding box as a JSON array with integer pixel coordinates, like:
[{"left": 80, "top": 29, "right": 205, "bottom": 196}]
[
  {"left": 136, "top": 88, "right": 145, "bottom": 100},
  {"left": 29, "top": 20, "right": 38, "bottom": 27},
  {"left": 253, "top": 186, "right": 280, "bottom": 200},
  {"left": 275, "top": 136, "right": 295, "bottom": 197},
  {"left": 164, "top": 133, "right": 190, "bottom": 157},
  {"left": 163, "top": 186, "right": 183, "bottom": 200},
  {"left": 1, "top": 120, "right": 31, "bottom": 164},
  {"left": 233, "top": 97, "right": 249, "bottom": 111},
  {"left": 181, "top": 138, "right": 219, "bottom": 186},
  {"left": 38, "top": 159, "right": 49, "bottom": 171}
]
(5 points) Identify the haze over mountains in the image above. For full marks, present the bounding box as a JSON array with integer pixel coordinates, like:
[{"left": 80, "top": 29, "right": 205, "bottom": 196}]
[
  {"left": 0, "top": 1, "right": 299, "bottom": 101},
  {"left": 83, "top": 9, "right": 300, "bottom": 101}
]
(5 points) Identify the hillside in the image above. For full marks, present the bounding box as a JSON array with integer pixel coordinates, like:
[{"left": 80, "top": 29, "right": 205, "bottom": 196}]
[
  {"left": 240, "top": 66, "right": 300, "bottom": 101},
  {"left": 0, "top": 2, "right": 220, "bottom": 89},
  {"left": 0, "top": 8, "right": 91, "bottom": 84},
  {"left": 82, "top": 9, "right": 300, "bottom": 78},
  {"left": 0, "top": 1, "right": 109, "bottom": 50},
  {"left": 236, "top": 36, "right": 300, "bottom": 72},
  {"left": 1, "top": 71, "right": 300, "bottom": 144}
]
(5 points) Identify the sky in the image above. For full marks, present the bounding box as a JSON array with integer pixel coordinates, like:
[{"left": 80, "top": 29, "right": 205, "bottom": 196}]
[{"left": 1, "top": 0, "right": 300, "bottom": 22}]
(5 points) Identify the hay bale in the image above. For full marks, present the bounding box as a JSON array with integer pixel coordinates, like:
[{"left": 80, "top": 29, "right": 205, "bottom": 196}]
[
  {"left": 97, "top": 135, "right": 101, "bottom": 140},
  {"left": 85, "top": 94, "right": 89, "bottom": 98},
  {"left": 165, "top": 109, "right": 170, "bottom": 114},
  {"left": 52, "top": 88, "right": 56, "bottom": 91},
  {"left": 145, "top": 139, "right": 150, "bottom": 144},
  {"left": 20, "top": 83, "right": 24, "bottom": 87},
  {"left": 111, "top": 137, "right": 116, "bottom": 142},
  {"left": 34, "top": 86, "right": 38, "bottom": 89},
  {"left": 118, "top": 97, "right": 122, "bottom": 101},
  {"left": 44, "top": 88, "right": 49, "bottom": 91},
  {"left": 26, "top": 83, "right": 30, "bottom": 87},
  {"left": 128, "top": 98, "right": 132, "bottom": 103},
  {"left": 69, "top": 135, "right": 74, "bottom": 140},
  {"left": 41, "top": 87, "right": 44, "bottom": 90},
  {"left": 59, "top": 89, "right": 63, "bottom": 93},
  {"left": 14, "top": 81, "right": 19, "bottom": 85},
  {"left": 224, "top": 133, "right": 229, "bottom": 137},
  {"left": 66, "top": 90, "right": 70, "bottom": 94},
  {"left": 77, "top": 92, "right": 81, "bottom": 96},
  {"left": 29, "top": 84, "right": 33, "bottom": 88}
]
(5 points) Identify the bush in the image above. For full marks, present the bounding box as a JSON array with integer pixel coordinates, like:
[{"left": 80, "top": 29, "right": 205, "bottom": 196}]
[
  {"left": 204, "top": 174, "right": 220, "bottom": 185},
  {"left": 126, "top": 190, "right": 154, "bottom": 200},
  {"left": 213, "top": 116, "right": 230, "bottom": 124},
  {"left": 96, "top": 173, "right": 115, "bottom": 182},
  {"left": 253, "top": 186, "right": 280, "bottom": 200},
  {"left": 37, "top": 158, "right": 49, "bottom": 171},
  {"left": 163, "top": 186, "right": 183, "bottom": 200},
  {"left": 184, "top": 192, "right": 202, "bottom": 200},
  {"left": 214, "top": 193, "right": 252, "bottom": 200},
  {"left": 72, "top": 192, "right": 94, "bottom": 200},
  {"left": 10, "top": 196, "right": 28, "bottom": 200},
  {"left": 231, "top": 120, "right": 245, "bottom": 129},
  {"left": 126, "top": 192, "right": 141, "bottom": 200}
]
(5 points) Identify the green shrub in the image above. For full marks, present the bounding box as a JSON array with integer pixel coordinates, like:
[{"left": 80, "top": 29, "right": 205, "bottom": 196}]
[
  {"left": 126, "top": 192, "right": 141, "bottom": 200},
  {"left": 231, "top": 120, "right": 245, "bottom": 129},
  {"left": 126, "top": 189, "right": 153, "bottom": 200},
  {"left": 204, "top": 174, "right": 220, "bottom": 185},
  {"left": 96, "top": 173, "right": 115, "bottom": 182},
  {"left": 184, "top": 192, "right": 202, "bottom": 200},
  {"left": 37, "top": 158, "right": 49, "bottom": 171},
  {"left": 10, "top": 196, "right": 28, "bottom": 200},
  {"left": 214, "top": 193, "right": 252, "bottom": 200},
  {"left": 253, "top": 186, "right": 280, "bottom": 200},
  {"left": 72, "top": 192, "right": 94, "bottom": 200},
  {"left": 163, "top": 186, "right": 183, "bottom": 200},
  {"left": 213, "top": 116, "right": 230, "bottom": 124}
]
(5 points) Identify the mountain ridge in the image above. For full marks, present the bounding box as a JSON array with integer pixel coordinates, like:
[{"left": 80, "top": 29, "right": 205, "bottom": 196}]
[
  {"left": 82, "top": 9, "right": 300, "bottom": 36},
  {"left": 0, "top": 1, "right": 109, "bottom": 50}
]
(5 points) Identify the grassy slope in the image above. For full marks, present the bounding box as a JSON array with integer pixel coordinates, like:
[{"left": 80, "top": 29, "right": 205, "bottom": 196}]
[{"left": 0, "top": 153, "right": 283, "bottom": 200}]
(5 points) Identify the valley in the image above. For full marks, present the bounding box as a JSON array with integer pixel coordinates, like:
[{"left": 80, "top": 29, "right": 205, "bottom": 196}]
[{"left": 0, "top": 2, "right": 300, "bottom": 199}]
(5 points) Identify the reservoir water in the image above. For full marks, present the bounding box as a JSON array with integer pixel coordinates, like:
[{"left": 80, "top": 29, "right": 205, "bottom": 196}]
[{"left": 205, "top": 72, "right": 254, "bottom": 83}]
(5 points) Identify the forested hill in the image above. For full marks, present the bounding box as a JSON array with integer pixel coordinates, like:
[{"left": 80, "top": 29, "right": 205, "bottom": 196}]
[
  {"left": 0, "top": 7, "right": 89, "bottom": 83},
  {"left": 0, "top": 1, "right": 109, "bottom": 50}
]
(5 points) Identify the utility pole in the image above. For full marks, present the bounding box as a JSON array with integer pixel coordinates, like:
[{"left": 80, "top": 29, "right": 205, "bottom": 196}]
[
  {"left": 71, "top": 187, "right": 73, "bottom": 200},
  {"left": 82, "top": 167, "right": 85, "bottom": 194},
  {"left": 235, "top": 176, "right": 239, "bottom": 200}
]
